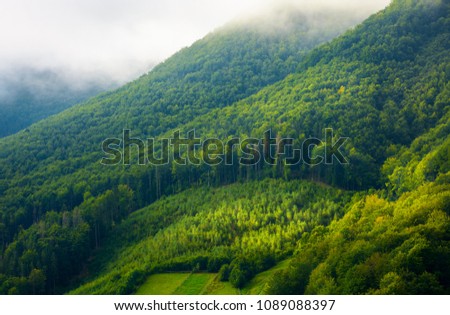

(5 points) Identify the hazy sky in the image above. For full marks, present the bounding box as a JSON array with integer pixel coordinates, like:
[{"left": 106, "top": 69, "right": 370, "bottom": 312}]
[{"left": 0, "top": 0, "right": 391, "bottom": 83}]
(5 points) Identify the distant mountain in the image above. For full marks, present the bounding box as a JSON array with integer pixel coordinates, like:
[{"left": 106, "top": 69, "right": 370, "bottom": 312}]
[
  {"left": 0, "top": 0, "right": 448, "bottom": 295},
  {"left": 0, "top": 68, "right": 114, "bottom": 138}
]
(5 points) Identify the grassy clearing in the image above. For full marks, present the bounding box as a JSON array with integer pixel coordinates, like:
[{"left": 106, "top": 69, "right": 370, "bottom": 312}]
[
  {"left": 173, "top": 273, "right": 216, "bottom": 295},
  {"left": 135, "top": 273, "right": 190, "bottom": 295},
  {"left": 135, "top": 260, "right": 291, "bottom": 295},
  {"left": 136, "top": 273, "right": 215, "bottom": 295}
]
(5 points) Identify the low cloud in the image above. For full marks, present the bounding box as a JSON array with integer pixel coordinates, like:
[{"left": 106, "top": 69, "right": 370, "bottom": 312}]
[{"left": 0, "top": 0, "right": 391, "bottom": 84}]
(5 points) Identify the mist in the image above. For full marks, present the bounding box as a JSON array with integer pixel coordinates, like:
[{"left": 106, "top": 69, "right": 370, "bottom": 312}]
[
  {"left": 0, "top": 0, "right": 391, "bottom": 86},
  {"left": 232, "top": 0, "right": 392, "bottom": 34},
  {"left": 0, "top": 0, "right": 273, "bottom": 85}
]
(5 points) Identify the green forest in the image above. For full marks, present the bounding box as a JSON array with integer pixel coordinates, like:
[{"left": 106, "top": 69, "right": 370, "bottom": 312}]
[{"left": 0, "top": 0, "right": 448, "bottom": 295}]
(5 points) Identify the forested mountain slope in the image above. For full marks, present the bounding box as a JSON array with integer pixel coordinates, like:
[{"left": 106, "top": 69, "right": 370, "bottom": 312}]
[
  {"left": 70, "top": 179, "right": 351, "bottom": 294},
  {"left": 173, "top": 0, "right": 449, "bottom": 189},
  {"left": 267, "top": 113, "right": 450, "bottom": 294},
  {"left": 69, "top": 0, "right": 450, "bottom": 294},
  {"left": 0, "top": 7, "right": 365, "bottom": 294}
]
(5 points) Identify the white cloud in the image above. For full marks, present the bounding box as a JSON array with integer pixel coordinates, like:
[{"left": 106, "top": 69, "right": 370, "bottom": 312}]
[{"left": 0, "top": 0, "right": 391, "bottom": 83}]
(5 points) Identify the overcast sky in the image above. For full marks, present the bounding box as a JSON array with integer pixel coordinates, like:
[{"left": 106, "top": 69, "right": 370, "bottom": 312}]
[{"left": 0, "top": 0, "right": 391, "bottom": 84}]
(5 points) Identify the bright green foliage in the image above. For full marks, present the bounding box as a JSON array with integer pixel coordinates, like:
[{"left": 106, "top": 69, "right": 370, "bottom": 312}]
[
  {"left": 266, "top": 117, "right": 450, "bottom": 294},
  {"left": 69, "top": 179, "right": 349, "bottom": 294},
  {"left": 267, "top": 179, "right": 450, "bottom": 294}
]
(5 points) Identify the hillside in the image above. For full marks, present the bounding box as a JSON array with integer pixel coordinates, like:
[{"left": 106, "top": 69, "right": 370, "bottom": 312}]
[
  {"left": 0, "top": 0, "right": 449, "bottom": 295},
  {"left": 0, "top": 6, "right": 364, "bottom": 294},
  {"left": 174, "top": 0, "right": 449, "bottom": 190},
  {"left": 266, "top": 114, "right": 450, "bottom": 294},
  {"left": 69, "top": 179, "right": 350, "bottom": 294},
  {"left": 72, "top": 114, "right": 450, "bottom": 295},
  {"left": 71, "top": 0, "right": 448, "bottom": 295}
]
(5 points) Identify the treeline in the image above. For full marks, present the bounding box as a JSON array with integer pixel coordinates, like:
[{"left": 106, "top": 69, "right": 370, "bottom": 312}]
[{"left": 72, "top": 114, "right": 450, "bottom": 295}]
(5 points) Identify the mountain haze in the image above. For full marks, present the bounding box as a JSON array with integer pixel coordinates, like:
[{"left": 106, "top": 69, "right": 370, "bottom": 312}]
[{"left": 0, "top": 68, "right": 113, "bottom": 138}]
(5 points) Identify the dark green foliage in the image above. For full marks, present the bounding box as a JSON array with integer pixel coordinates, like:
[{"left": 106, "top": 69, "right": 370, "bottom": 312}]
[
  {"left": 0, "top": 185, "right": 134, "bottom": 294},
  {"left": 229, "top": 259, "right": 253, "bottom": 289},
  {"left": 0, "top": 209, "right": 90, "bottom": 294},
  {"left": 207, "top": 255, "right": 231, "bottom": 273},
  {"left": 218, "top": 264, "right": 231, "bottom": 282},
  {"left": 228, "top": 253, "right": 276, "bottom": 288}
]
